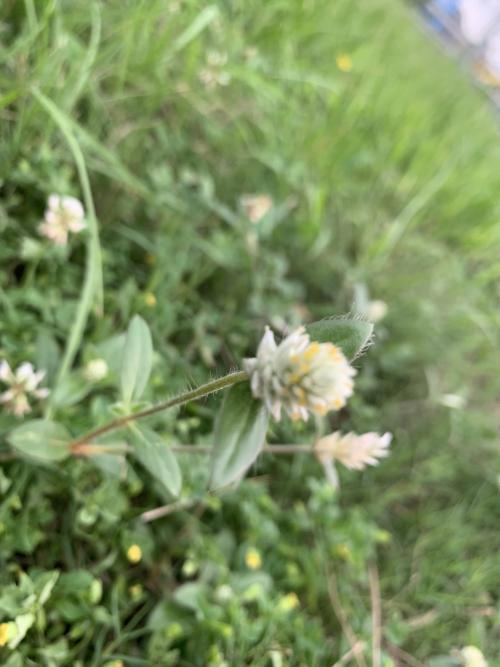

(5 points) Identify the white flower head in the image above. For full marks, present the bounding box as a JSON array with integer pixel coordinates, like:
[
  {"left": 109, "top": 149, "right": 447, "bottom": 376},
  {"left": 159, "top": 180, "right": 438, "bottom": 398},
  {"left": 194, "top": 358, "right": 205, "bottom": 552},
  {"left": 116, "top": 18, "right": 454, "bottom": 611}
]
[
  {"left": 39, "top": 194, "right": 86, "bottom": 246},
  {"left": 84, "top": 358, "right": 108, "bottom": 382},
  {"left": 244, "top": 326, "right": 356, "bottom": 422},
  {"left": 315, "top": 431, "right": 392, "bottom": 470},
  {"left": 0, "top": 361, "right": 50, "bottom": 417},
  {"left": 240, "top": 194, "right": 273, "bottom": 223},
  {"left": 461, "top": 646, "right": 488, "bottom": 667}
]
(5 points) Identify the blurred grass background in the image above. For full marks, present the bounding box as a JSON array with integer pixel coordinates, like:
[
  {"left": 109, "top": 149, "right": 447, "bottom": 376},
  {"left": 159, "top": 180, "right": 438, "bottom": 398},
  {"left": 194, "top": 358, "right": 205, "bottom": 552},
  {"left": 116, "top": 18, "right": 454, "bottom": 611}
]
[{"left": 1, "top": 0, "right": 500, "bottom": 664}]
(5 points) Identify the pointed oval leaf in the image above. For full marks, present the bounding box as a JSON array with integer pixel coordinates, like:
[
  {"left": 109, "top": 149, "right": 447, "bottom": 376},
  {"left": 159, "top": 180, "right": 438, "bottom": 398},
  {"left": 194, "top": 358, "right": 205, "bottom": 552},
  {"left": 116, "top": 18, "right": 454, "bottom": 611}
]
[
  {"left": 209, "top": 382, "right": 269, "bottom": 489},
  {"left": 120, "top": 315, "right": 153, "bottom": 404},
  {"left": 306, "top": 318, "right": 373, "bottom": 360},
  {"left": 7, "top": 420, "right": 71, "bottom": 463},
  {"left": 131, "top": 426, "right": 182, "bottom": 497}
]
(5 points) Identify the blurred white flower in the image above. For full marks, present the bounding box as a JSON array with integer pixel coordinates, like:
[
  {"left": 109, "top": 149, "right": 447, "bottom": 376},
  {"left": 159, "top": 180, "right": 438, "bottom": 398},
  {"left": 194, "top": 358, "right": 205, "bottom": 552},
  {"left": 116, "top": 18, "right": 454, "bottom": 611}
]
[
  {"left": 461, "top": 646, "right": 488, "bottom": 667},
  {"left": 244, "top": 46, "right": 259, "bottom": 61},
  {"left": 39, "top": 194, "right": 86, "bottom": 246},
  {"left": 199, "top": 53, "right": 231, "bottom": 89},
  {"left": 366, "top": 299, "right": 388, "bottom": 323},
  {"left": 315, "top": 431, "right": 392, "bottom": 470},
  {"left": 84, "top": 359, "right": 108, "bottom": 382},
  {"left": 0, "top": 361, "right": 49, "bottom": 417},
  {"left": 207, "top": 51, "right": 228, "bottom": 67},
  {"left": 244, "top": 326, "right": 356, "bottom": 421},
  {"left": 240, "top": 194, "right": 273, "bottom": 223},
  {"left": 439, "top": 393, "right": 467, "bottom": 410}
]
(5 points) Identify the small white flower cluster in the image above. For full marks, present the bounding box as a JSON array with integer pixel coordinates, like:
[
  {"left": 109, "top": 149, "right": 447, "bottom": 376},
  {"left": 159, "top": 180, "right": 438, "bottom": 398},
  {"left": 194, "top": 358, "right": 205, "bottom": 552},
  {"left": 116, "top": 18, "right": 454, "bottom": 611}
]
[
  {"left": 240, "top": 194, "right": 273, "bottom": 224},
  {"left": 0, "top": 361, "right": 49, "bottom": 417},
  {"left": 39, "top": 194, "right": 86, "bottom": 246},
  {"left": 315, "top": 431, "right": 392, "bottom": 471},
  {"left": 244, "top": 326, "right": 356, "bottom": 421},
  {"left": 199, "top": 51, "right": 231, "bottom": 89}
]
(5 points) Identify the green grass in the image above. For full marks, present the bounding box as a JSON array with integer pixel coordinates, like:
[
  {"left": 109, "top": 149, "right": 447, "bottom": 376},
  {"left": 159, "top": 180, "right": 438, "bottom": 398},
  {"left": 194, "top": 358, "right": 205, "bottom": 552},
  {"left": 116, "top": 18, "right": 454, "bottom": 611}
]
[{"left": 1, "top": 0, "right": 500, "bottom": 665}]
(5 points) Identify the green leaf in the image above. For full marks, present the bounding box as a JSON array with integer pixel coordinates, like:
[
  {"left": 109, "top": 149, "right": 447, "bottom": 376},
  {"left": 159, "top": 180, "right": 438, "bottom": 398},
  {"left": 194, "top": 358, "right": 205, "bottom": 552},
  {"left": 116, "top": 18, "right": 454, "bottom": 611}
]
[
  {"left": 209, "top": 383, "right": 269, "bottom": 489},
  {"left": 35, "top": 329, "right": 60, "bottom": 385},
  {"left": 131, "top": 427, "right": 182, "bottom": 497},
  {"left": 7, "top": 420, "right": 71, "bottom": 463},
  {"left": 51, "top": 373, "right": 91, "bottom": 408},
  {"left": 10, "top": 612, "right": 35, "bottom": 649},
  {"left": 120, "top": 315, "right": 153, "bottom": 404},
  {"left": 305, "top": 318, "right": 373, "bottom": 360}
]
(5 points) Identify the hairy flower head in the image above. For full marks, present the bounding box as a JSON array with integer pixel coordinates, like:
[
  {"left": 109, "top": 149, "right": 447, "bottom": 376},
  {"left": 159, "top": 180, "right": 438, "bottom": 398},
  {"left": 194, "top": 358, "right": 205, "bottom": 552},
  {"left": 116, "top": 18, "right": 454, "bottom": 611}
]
[
  {"left": 315, "top": 431, "right": 392, "bottom": 470},
  {"left": 39, "top": 194, "right": 86, "bottom": 246},
  {"left": 0, "top": 361, "right": 49, "bottom": 417},
  {"left": 244, "top": 326, "right": 355, "bottom": 422}
]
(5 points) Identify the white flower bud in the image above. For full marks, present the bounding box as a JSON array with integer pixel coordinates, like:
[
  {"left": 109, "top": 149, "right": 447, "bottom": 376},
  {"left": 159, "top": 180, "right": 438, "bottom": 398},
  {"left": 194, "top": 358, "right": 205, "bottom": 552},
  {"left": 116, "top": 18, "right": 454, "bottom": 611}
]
[
  {"left": 315, "top": 431, "right": 392, "bottom": 470},
  {"left": 84, "top": 359, "right": 109, "bottom": 382}
]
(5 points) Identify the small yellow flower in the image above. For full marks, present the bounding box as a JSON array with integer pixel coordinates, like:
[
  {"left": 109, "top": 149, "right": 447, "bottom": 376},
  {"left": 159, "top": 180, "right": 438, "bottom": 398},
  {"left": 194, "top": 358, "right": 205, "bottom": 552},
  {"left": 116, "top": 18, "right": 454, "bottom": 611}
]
[
  {"left": 336, "top": 54, "right": 353, "bottom": 72},
  {"left": 278, "top": 592, "right": 300, "bottom": 612},
  {"left": 144, "top": 292, "right": 157, "bottom": 307},
  {"left": 0, "top": 622, "right": 10, "bottom": 646},
  {"left": 129, "top": 583, "right": 143, "bottom": 600},
  {"left": 334, "top": 543, "right": 352, "bottom": 562},
  {"left": 245, "top": 547, "right": 262, "bottom": 570},
  {"left": 104, "top": 662, "right": 124, "bottom": 667},
  {"left": 126, "top": 544, "right": 142, "bottom": 564}
]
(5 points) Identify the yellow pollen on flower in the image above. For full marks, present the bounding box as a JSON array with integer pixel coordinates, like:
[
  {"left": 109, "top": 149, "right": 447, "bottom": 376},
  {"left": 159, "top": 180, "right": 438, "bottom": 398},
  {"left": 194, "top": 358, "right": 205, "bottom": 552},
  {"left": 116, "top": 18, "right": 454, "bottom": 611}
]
[
  {"left": 333, "top": 397, "right": 344, "bottom": 409},
  {"left": 328, "top": 346, "right": 342, "bottom": 360},
  {"left": 289, "top": 371, "right": 304, "bottom": 384},
  {"left": 336, "top": 54, "right": 353, "bottom": 72},
  {"left": 303, "top": 342, "right": 320, "bottom": 361},
  {"left": 294, "top": 387, "right": 306, "bottom": 399},
  {"left": 0, "top": 623, "right": 9, "bottom": 646},
  {"left": 127, "top": 544, "right": 142, "bottom": 564},
  {"left": 245, "top": 548, "right": 262, "bottom": 570}
]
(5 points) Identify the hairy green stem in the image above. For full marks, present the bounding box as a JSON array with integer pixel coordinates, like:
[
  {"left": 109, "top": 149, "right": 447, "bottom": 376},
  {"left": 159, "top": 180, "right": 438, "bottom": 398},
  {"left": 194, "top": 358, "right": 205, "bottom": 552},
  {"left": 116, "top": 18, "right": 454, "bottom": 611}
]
[{"left": 70, "top": 371, "right": 248, "bottom": 447}]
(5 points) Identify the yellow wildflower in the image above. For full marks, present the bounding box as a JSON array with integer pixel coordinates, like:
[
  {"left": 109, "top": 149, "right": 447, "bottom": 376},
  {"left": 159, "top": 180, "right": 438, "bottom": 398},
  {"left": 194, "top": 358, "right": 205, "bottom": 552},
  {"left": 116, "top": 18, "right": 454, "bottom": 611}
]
[
  {"left": 144, "top": 292, "right": 157, "bottom": 307},
  {"left": 0, "top": 623, "right": 9, "bottom": 646},
  {"left": 245, "top": 547, "right": 262, "bottom": 570},
  {"left": 336, "top": 54, "right": 353, "bottom": 72},
  {"left": 129, "top": 584, "right": 143, "bottom": 600},
  {"left": 126, "top": 544, "right": 142, "bottom": 564},
  {"left": 278, "top": 592, "right": 300, "bottom": 612}
]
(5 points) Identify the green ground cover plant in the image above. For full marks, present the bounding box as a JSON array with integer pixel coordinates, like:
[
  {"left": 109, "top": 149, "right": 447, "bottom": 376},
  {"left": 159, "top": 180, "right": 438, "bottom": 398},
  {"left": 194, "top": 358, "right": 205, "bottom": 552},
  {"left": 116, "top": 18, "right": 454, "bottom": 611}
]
[{"left": 1, "top": 0, "right": 499, "bottom": 665}]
